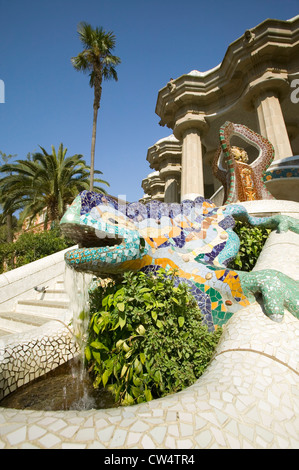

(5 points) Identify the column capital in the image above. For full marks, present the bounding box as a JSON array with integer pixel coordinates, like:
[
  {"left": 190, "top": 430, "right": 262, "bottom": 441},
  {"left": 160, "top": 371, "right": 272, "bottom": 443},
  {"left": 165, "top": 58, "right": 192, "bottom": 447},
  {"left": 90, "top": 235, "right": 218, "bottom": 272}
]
[
  {"left": 173, "top": 113, "right": 209, "bottom": 140},
  {"left": 141, "top": 172, "right": 165, "bottom": 201},
  {"left": 242, "top": 75, "right": 290, "bottom": 111},
  {"left": 159, "top": 163, "right": 181, "bottom": 181}
]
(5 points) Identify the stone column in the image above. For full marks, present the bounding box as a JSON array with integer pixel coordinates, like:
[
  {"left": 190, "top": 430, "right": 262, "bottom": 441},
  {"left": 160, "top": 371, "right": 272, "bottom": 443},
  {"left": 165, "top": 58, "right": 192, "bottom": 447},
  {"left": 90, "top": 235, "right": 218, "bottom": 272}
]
[
  {"left": 180, "top": 127, "right": 204, "bottom": 200},
  {"left": 173, "top": 114, "right": 209, "bottom": 201},
  {"left": 146, "top": 135, "right": 182, "bottom": 203},
  {"left": 164, "top": 177, "right": 179, "bottom": 203},
  {"left": 255, "top": 90, "right": 293, "bottom": 160},
  {"left": 159, "top": 166, "right": 181, "bottom": 203},
  {"left": 173, "top": 114, "right": 208, "bottom": 201}
]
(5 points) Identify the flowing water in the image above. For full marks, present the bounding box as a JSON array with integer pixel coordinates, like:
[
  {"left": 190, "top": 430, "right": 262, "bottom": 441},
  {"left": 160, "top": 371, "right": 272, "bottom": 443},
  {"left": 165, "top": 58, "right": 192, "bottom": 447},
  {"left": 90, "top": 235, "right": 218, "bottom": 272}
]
[{"left": 0, "top": 266, "right": 116, "bottom": 411}]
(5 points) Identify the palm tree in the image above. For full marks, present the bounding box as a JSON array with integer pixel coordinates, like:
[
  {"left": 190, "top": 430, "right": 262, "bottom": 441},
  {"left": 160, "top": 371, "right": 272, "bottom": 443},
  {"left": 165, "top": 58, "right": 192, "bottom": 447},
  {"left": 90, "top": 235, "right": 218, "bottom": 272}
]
[
  {"left": 0, "top": 143, "right": 109, "bottom": 228},
  {"left": 71, "top": 22, "right": 121, "bottom": 190},
  {"left": 0, "top": 151, "right": 17, "bottom": 242}
]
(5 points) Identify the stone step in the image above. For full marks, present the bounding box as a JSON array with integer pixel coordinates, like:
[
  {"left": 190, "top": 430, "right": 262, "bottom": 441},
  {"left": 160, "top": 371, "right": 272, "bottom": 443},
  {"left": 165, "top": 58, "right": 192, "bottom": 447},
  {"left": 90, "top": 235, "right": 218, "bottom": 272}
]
[
  {"left": 0, "top": 271, "right": 72, "bottom": 338},
  {"left": 34, "top": 289, "right": 70, "bottom": 302},
  {"left": 15, "top": 299, "right": 70, "bottom": 317},
  {"left": 0, "top": 327, "right": 16, "bottom": 337},
  {"left": 0, "top": 311, "right": 50, "bottom": 333}
]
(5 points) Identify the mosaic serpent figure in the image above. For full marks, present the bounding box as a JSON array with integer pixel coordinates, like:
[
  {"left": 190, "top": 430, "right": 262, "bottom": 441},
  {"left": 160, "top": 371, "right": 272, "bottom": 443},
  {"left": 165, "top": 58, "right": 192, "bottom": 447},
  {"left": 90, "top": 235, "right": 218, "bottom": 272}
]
[
  {"left": 213, "top": 121, "right": 276, "bottom": 204},
  {"left": 60, "top": 191, "right": 299, "bottom": 331}
]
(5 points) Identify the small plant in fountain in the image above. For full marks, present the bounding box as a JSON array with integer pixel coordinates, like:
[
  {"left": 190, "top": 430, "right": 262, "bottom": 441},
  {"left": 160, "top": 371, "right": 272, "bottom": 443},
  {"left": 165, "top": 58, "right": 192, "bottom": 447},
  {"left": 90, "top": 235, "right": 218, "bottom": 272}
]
[
  {"left": 228, "top": 220, "right": 271, "bottom": 272},
  {"left": 85, "top": 269, "right": 222, "bottom": 406}
]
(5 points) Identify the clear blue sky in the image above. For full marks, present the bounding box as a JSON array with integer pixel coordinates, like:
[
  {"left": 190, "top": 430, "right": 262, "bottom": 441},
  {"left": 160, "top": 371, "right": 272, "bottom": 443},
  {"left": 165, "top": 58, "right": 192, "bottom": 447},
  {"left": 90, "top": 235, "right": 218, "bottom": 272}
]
[{"left": 0, "top": 0, "right": 298, "bottom": 202}]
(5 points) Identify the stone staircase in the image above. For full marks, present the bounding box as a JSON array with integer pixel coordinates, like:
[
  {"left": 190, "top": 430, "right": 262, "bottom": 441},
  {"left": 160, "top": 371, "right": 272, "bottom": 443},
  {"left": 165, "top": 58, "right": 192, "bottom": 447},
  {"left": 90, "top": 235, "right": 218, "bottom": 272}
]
[{"left": 0, "top": 277, "right": 71, "bottom": 337}]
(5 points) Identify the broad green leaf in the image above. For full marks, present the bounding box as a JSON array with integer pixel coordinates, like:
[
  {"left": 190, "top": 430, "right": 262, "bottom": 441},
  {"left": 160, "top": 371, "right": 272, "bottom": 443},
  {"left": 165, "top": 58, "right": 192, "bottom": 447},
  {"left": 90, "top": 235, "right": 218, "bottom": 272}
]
[
  {"left": 139, "top": 287, "right": 151, "bottom": 293},
  {"left": 144, "top": 389, "right": 153, "bottom": 402},
  {"left": 114, "top": 288, "right": 125, "bottom": 299},
  {"left": 122, "top": 341, "right": 130, "bottom": 352},
  {"left": 85, "top": 345, "right": 91, "bottom": 361},
  {"left": 102, "top": 370, "right": 110, "bottom": 387},
  {"left": 119, "top": 315, "right": 126, "bottom": 329},
  {"left": 178, "top": 316, "right": 185, "bottom": 327},
  {"left": 121, "top": 364, "right": 128, "bottom": 378},
  {"left": 124, "top": 392, "right": 134, "bottom": 405},
  {"left": 92, "top": 351, "right": 101, "bottom": 364},
  {"left": 110, "top": 321, "right": 120, "bottom": 330},
  {"left": 136, "top": 324, "right": 146, "bottom": 335},
  {"left": 134, "top": 358, "right": 143, "bottom": 374},
  {"left": 90, "top": 341, "right": 108, "bottom": 351},
  {"left": 117, "top": 302, "right": 125, "bottom": 312},
  {"left": 140, "top": 352, "right": 146, "bottom": 364},
  {"left": 93, "top": 375, "right": 102, "bottom": 387},
  {"left": 116, "top": 339, "right": 124, "bottom": 349},
  {"left": 131, "top": 386, "right": 142, "bottom": 398},
  {"left": 151, "top": 311, "right": 157, "bottom": 321},
  {"left": 154, "top": 370, "right": 162, "bottom": 383},
  {"left": 143, "top": 293, "right": 153, "bottom": 302},
  {"left": 125, "top": 349, "right": 133, "bottom": 359},
  {"left": 133, "top": 375, "right": 142, "bottom": 386}
]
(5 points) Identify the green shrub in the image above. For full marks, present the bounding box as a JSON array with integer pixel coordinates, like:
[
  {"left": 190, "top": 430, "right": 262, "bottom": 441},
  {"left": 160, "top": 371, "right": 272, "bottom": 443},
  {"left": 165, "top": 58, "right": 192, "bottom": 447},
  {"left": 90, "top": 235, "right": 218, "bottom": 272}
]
[
  {"left": 0, "top": 226, "right": 73, "bottom": 273},
  {"left": 228, "top": 221, "right": 271, "bottom": 272},
  {"left": 85, "top": 269, "right": 222, "bottom": 406}
]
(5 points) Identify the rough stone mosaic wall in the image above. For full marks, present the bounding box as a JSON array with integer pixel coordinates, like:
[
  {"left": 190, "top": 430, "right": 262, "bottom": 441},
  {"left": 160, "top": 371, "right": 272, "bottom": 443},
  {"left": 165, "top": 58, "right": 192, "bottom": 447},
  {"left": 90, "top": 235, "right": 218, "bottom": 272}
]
[{"left": 0, "top": 322, "right": 79, "bottom": 400}]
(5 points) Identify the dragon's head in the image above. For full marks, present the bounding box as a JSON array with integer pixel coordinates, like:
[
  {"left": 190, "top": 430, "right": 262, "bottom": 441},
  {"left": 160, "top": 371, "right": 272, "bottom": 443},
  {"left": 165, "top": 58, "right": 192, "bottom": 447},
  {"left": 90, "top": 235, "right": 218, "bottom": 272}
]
[{"left": 60, "top": 191, "right": 147, "bottom": 274}]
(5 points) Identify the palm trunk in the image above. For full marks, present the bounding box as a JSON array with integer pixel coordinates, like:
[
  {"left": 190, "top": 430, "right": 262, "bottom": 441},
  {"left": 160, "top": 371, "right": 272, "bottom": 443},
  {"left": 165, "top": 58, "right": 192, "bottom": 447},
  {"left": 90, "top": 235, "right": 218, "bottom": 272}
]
[
  {"left": 90, "top": 104, "right": 98, "bottom": 191},
  {"left": 90, "top": 79, "right": 102, "bottom": 191}
]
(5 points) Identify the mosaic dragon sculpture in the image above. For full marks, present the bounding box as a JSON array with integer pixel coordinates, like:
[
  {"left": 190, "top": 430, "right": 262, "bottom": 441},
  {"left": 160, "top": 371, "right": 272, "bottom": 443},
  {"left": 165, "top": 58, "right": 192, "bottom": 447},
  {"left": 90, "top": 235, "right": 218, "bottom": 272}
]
[{"left": 60, "top": 191, "right": 299, "bottom": 331}]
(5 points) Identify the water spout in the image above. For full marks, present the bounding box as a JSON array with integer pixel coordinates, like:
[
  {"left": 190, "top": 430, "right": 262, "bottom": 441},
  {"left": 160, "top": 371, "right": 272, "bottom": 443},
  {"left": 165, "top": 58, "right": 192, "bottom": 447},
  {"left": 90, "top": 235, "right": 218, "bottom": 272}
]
[{"left": 64, "top": 264, "right": 93, "bottom": 359}]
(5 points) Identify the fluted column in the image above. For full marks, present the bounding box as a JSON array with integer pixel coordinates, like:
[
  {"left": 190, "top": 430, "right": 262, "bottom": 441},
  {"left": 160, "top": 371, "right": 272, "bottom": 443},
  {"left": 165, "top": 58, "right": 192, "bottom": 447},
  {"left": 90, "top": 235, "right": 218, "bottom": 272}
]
[
  {"left": 255, "top": 90, "right": 293, "bottom": 160},
  {"left": 164, "top": 177, "right": 179, "bottom": 203},
  {"left": 159, "top": 164, "right": 181, "bottom": 203},
  {"left": 173, "top": 115, "right": 208, "bottom": 201},
  {"left": 181, "top": 127, "right": 204, "bottom": 200}
]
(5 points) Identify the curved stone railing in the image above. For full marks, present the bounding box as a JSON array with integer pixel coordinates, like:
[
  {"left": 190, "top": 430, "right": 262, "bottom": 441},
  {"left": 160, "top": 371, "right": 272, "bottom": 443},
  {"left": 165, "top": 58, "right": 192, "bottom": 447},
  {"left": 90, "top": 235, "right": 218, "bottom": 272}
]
[{"left": 0, "top": 246, "right": 77, "bottom": 311}]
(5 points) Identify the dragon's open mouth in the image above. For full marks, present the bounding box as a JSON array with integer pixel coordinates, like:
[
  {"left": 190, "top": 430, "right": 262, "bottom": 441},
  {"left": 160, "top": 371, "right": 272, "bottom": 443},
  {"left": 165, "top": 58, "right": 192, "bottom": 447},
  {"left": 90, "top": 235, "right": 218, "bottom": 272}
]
[{"left": 62, "top": 223, "right": 123, "bottom": 249}]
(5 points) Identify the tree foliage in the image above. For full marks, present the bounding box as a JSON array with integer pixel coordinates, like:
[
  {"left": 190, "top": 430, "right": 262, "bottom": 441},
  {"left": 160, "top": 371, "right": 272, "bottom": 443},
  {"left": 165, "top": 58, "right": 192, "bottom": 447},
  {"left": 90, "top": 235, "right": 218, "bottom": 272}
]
[
  {"left": 0, "top": 143, "right": 109, "bottom": 226},
  {"left": 0, "top": 226, "right": 73, "bottom": 273}
]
